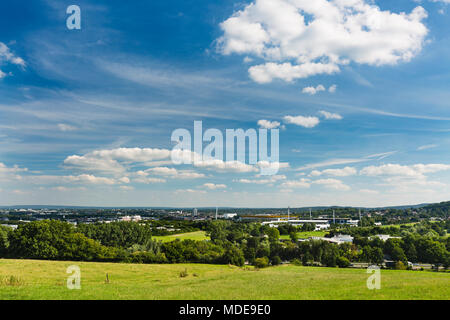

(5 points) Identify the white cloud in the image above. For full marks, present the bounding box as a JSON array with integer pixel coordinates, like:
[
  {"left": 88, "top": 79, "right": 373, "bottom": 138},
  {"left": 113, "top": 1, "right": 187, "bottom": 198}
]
[
  {"left": 119, "top": 185, "right": 135, "bottom": 191},
  {"left": 257, "top": 119, "right": 281, "bottom": 129},
  {"left": 318, "top": 110, "right": 343, "bottom": 120},
  {"left": 313, "top": 178, "right": 350, "bottom": 191},
  {"left": 237, "top": 174, "right": 286, "bottom": 185},
  {"left": 417, "top": 144, "right": 437, "bottom": 151},
  {"left": 193, "top": 159, "right": 258, "bottom": 173},
  {"left": 175, "top": 189, "right": 207, "bottom": 194},
  {"left": 328, "top": 84, "right": 337, "bottom": 93},
  {"left": 302, "top": 84, "right": 326, "bottom": 95},
  {"left": 64, "top": 155, "right": 126, "bottom": 175},
  {"left": 218, "top": 0, "right": 428, "bottom": 83},
  {"left": 360, "top": 189, "right": 379, "bottom": 194},
  {"left": 203, "top": 183, "right": 227, "bottom": 190},
  {"left": 310, "top": 166, "right": 357, "bottom": 177},
  {"left": 360, "top": 163, "right": 450, "bottom": 179},
  {"left": 57, "top": 124, "right": 77, "bottom": 132},
  {"left": 249, "top": 62, "right": 339, "bottom": 83},
  {"left": 133, "top": 176, "right": 166, "bottom": 184},
  {"left": 283, "top": 115, "right": 320, "bottom": 128},
  {"left": 281, "top": 178, "right": 311, "bottom": 188},
  {"left": 0, "top": 42, "right": 25, "bottom": 78},
  {"left": 142, "top": 167, "right": 205, "bottom": 179}
]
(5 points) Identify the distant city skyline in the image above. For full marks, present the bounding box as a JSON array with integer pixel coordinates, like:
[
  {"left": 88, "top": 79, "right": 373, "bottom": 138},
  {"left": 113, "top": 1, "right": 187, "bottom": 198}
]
[{"left": 1, "top": 0, "right": 450, "bottom": 207}]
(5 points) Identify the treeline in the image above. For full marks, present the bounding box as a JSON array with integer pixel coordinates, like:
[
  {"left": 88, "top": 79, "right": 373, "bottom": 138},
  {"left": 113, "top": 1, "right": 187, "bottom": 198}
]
[
  {"left": 332, "top": 220, "right": 450, "bottom": 238},
  {"left": 0, "top": 220, "right": 449, "bottom": 269}
]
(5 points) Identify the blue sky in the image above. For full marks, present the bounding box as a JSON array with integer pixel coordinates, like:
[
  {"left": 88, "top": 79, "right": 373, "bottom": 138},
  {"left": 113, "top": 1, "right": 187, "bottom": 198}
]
[{"left": 1, "top": 0, "right": 450, "bottom": 207}]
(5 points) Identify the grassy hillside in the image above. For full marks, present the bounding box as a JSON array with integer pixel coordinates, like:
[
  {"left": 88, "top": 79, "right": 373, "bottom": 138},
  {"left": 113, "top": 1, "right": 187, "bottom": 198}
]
[
  {"left": 0, "top": 259, "right": 448, "bottom": 300},
  {"left": 152, "top": 231, "right": 209, "bottom": 242}
]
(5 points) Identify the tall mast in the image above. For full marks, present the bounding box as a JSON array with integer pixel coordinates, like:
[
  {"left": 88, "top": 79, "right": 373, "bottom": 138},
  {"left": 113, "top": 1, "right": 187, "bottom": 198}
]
[
  {"left": 333, "top": 209, "right": 335, "bottom": 225},
  {"left": 215, "top": 207, "right": 218, "bottom": 220},
  {"left": 309, "top": 208, "right": 312, "bottom": 220}
]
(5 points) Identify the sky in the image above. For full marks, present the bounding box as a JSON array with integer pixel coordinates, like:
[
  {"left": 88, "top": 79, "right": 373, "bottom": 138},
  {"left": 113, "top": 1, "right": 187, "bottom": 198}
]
[{"left": 1, "top": 0, "right": 450, "bottom": 208}]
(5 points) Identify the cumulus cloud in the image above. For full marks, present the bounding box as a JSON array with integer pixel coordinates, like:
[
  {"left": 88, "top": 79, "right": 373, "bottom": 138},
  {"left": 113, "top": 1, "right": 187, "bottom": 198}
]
[
  {"left": 257, "top": 119, "right": 281, "bottom": 129},
  {"left": 313, "top": 178, "right": 351, "bottom": 191},
  {"left": 318, "top": 110, "right": 343, "bottom": 120},
  {"left": 281, "top": 178, "right": 311, "bottom": 188},
  {"left": 360, "top": 163, "right": 450, "bottom": 179},
  {"left": 328, "top": 84, "right": 337, "bottom": 93},
  {"left": 238, "top": 174, "right": 286, "bottom": 185},
  {"left": 203, "top": 183, "right": 227, "bottom": 190},
  {"left": 283, "top": 115, "right": 320, "bottom": 128},
  {"left": 249, "top": 62, "right": 339, "bottom": 83},
  {"left": 302, "top": 84, "right": 326, "bottom": 95},
  {"left": 217, "top": 0, "right": 428, "bottom": 83},
  {"left": 310, "top": 166, "right": 357, "bottom": 177},
  {"left": 140, "top": 167, "right": 205, "bottom": 179},
  {"left": 64, "top": 155, "right": 126, "bottom": 175},
  {"left": 193, "top": 159, "right": 258, "bottom": 173}
]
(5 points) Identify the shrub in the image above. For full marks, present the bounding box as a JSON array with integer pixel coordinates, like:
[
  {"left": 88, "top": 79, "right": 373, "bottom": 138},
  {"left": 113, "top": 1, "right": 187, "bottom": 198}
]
[
  {"left": 271, "top": 256, "right": 282, "bottom": 266},
  {"left": 179, "top": 268, "right": 189, "bottom": 278},
  {"left": 395, "top": 261, "right": 407, "bottom": 270},
  {"left": 254, "top": 257, "right": 269, "bottom": 269},
  {"left": 336, "top": 256, "right": 351, "bottom": 268},
  {"left": 0, "top": 275, "right": 24, "bottom": 286},
  {"left": 291, "top": 258, "right": 302, "bottom": 266}
]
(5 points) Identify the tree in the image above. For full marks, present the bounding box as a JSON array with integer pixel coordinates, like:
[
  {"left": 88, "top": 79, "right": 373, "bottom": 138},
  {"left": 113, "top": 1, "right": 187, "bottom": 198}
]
[
  {"left": 265, "top": 227, "right": 280, "bottom": 242},
  {"left": 222, "top": 246, "right": 245, "bottom": 267},
  {"left": 271, "top": 256, "right": 282, "bottom": 266},
  {"left": 370, "top": 247, "right": 384, "bottom": 265},
  {"left": 289, "top": 232, "right": 298, "bottom": 243},
  {"left": 0, "top": 226, "right": 11, "bottom": 257},
  {"left": 336, "top": 256, "right": 351, "bottom": 268},
  {"left": 254, "top": 257, "right": 269, "bottom": 268},
  {"left": 391, "top": 246, "right": 407, "bottom": 263}
]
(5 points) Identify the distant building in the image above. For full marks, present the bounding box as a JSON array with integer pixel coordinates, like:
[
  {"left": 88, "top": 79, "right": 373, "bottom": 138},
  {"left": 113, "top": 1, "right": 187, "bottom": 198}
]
[
  {"left": 1, "top": 224, "right": 18, "bottom": 230},
  {"left": 310, "top": 234, "right": 354, "bottom": 244},
  {"left": 120, "top": 215, "right": 142, "bottom": 222},
  {"left": 370, "top": 234, "right": 401, "bottom": 241},
  {"left": 222, "top": 213, "right": 237, "bottom": 219}
]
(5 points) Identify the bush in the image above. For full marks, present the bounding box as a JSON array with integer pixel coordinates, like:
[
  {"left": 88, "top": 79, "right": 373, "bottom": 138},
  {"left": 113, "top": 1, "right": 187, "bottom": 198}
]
[
  {"left": 291, "top": 258, "right": 302, "bottom": 266},
  {"left": 254, "top": 257, "right": 269, "bottom": 269},
  {"left": 395, "top": 261, "right": 407, "bottom": 270},
  {"left": 179, "top": 268, "right": 189, "bottom": 278},
  {"left": 271, "top": 256, "right": 282, "bottom": 266},
  {"left": 336, "top": 256, "right": 351, "bottom": 268}
]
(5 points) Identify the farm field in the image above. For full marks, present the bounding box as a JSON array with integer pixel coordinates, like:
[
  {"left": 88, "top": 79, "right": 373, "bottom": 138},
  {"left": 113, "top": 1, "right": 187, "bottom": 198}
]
[
  {"left": 0, "top": 259, "right": 449, "bottom": 300},
  {"left": 151, "top": 231, "right": 209, "bottom": 242}
]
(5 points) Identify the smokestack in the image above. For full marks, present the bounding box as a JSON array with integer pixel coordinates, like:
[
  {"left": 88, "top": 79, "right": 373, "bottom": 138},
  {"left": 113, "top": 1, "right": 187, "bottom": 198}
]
[
  {"left": 215, "top": 207, "right": 218, "bottom": 220},
  {"left": 333, "top": 209, "right": 335, "bottom": 225}
]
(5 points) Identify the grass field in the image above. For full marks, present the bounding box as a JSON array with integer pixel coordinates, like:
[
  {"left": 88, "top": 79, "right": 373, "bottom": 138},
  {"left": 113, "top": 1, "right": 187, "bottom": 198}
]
[
  {"left": 0, "top": 259, "right": 448, "bottom": 300},
  {"left": 151, "top": 231, "right": 209, "bottom": 243},
  {"left": 279, "top": 231, "right": 329, "bottom": 240}
]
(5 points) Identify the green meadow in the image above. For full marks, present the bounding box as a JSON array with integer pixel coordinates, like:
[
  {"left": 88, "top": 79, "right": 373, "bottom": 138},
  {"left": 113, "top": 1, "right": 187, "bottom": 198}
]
[
  {"left": 151, "top": 231, "right": 210, "bottom": 242},
  {"left": 0, "top": 259, "right": 448, "bottom": 300},
  {"left": 279, "top": 230, "right": 329, "bottom": 240}
]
